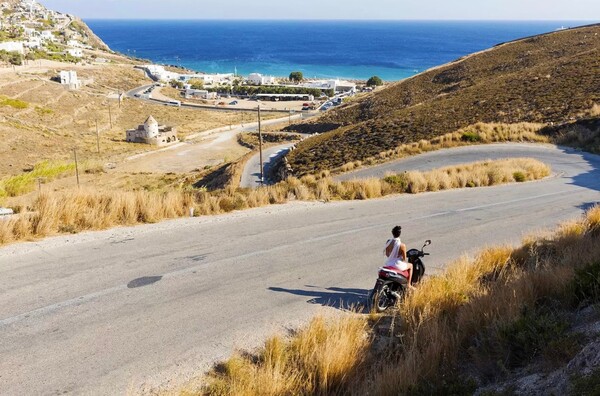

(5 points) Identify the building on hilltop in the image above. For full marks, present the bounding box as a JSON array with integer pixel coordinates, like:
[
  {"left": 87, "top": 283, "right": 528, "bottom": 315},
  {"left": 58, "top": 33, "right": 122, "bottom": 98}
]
[
  {"left": 59, "top": 70, "right": 81, "bottom": 90},
  {"left": 126, "top": 116, "right": 178, "bottom": 146}
]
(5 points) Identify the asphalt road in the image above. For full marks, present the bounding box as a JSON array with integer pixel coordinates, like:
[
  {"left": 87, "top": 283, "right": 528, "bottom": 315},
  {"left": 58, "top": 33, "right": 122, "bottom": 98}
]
[
  {"left": 240, "top": 143, "right": 296, "bottom": 188},
  {"left": 336, "top": 143, "right": 576, "bottom": 180},
  {"left": 1, "top": 144, "right": 599, "bottom": 395}
]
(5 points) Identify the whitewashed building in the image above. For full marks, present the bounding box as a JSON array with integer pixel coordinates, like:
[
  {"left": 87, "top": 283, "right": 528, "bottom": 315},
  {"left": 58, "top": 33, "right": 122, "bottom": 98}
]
[
  {"left": 179, "top": 73, "right": 234, "bottom": 85},
  {"left": 59, "top": 70, "right": 81, "bottom": 89},
  {"left": 25, "top": 37, "right": 41, "bottom": 49},
  {"left": 67, "top": 39, "right": 83, "bottom": 48},
  {"left": 301, "top": 79, "right": 357, "bottom": 93},
  {"left": 184, "top": 88, "right": 217, "bottom": 100},
  {"left": 126, "top": 115, "right": 178, "bottom": 146},
  {"left": 0, "top": 41, "right": 25, "bottom": 54},
  {"left": 144, "top": 65, "right": 179, "bottom": 82},
  {"left": 247, "top": 73, "right": 277, "bottom": 85},
  {"left": 40, "top": 30, "right": 54, "bottom": 41},
  {"left": 22, "top": 27, "right": 36, "bottom": 37},
  {"left": 66, "top": 47, "right": 83, "bottom": 58}
]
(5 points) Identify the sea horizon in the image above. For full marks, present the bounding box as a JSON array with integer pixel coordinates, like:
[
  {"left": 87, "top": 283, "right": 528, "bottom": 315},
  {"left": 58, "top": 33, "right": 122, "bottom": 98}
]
[{"left": 86, "top": 20, "right": 594, "bottom": 81}]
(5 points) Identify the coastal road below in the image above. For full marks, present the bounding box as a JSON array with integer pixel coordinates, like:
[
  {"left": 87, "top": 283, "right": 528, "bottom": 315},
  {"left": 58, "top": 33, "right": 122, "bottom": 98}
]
[{"left": 1, "top": 144, "right": 599, "bottom": 395}]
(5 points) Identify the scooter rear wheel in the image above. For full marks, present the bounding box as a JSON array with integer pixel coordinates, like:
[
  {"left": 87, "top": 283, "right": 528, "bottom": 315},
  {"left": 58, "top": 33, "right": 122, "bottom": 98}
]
[{"left": 373, "top": 285, "right": 394, "bottom": 313}]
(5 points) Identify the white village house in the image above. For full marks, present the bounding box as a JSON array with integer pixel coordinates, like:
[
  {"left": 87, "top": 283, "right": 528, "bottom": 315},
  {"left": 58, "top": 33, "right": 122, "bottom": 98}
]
[
  {"left": 0, "top": 41, "right": 25, "bottom": 54},
  {"left": 40, "top": 30, "right": 54, "bottom": 41},
  {"left": 66, "top": 47, "right": 83, "bottom": 58},
  {"left": 126, "top": 116, "right": 178, "bottom": 146}
]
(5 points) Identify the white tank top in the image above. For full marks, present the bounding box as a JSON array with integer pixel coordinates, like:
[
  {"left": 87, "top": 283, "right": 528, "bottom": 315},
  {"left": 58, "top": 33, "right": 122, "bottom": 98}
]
[{"left": 384, "top": 237, "right": 402, "bottom": 267}]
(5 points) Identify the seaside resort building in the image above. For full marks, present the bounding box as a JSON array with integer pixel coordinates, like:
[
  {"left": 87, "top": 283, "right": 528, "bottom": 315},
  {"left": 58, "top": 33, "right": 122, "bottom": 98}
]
[
  {"left": 301, "top": 79, "right": 357, "bottom": 93},
  {"left": 247, "top": 73, "right": 277, "bottom": 85},
  {"left": 126, "top": 116, "right": 178, "bottom": 146},
  {"left": 183, "top": 87, "right": 217, "bottom": 100}
]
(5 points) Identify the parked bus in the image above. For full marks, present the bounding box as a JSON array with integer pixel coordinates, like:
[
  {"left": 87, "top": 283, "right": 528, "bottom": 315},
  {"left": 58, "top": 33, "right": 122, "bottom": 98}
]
[{"left": 166, "top": 100, "right": 181, "bottom": 107}]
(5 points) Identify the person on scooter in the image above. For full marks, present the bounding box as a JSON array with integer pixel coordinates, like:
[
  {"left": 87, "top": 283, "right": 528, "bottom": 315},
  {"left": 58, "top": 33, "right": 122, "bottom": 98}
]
[{"left": 384, "top": 225, "right": 416, "bottom": 290}]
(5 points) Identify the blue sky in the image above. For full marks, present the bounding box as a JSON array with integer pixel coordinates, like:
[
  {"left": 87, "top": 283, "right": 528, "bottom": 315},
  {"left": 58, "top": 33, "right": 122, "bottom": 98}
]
[{"left": 41, "top": 0, "right": 600, "bottom": 20}]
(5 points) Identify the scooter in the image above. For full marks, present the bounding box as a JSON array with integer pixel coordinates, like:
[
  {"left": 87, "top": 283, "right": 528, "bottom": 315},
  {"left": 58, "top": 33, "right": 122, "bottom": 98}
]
[{"left": 368, "top": 240, "right": 431, "bottom": 312}]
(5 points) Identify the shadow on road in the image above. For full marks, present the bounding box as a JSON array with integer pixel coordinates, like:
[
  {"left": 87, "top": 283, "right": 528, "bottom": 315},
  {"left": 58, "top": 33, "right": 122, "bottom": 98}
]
[
  {"left": 566, "top": 147, "right": 600, "bottom": 194},
  {"left": 268, "top": 285, "right": 371, "bottom": 311}
]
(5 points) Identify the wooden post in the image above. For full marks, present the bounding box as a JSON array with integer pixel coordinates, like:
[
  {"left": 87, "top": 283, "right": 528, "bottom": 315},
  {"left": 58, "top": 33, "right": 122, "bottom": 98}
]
[
  {"left": 95, "top": 119, "right": 100, "bottom": 154},
  {"left": 73, "top": 149, "right": 80, "bottom": 188},
  {"left": 258, "top": 105, "right": 263, "bottom": 185},
  {"left": 108, "top": 104, "right": 113, "bottom": 129}
]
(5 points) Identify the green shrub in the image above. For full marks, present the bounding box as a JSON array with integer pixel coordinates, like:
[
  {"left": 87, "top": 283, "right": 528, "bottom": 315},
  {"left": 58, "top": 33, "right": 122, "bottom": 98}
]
[
  {"left": 513, "top": 171, "right": 526, "bottom": 182},
  {"left": 571, "top": 261, "right": 600, "bottom": 306},
  {"left": 497, "top": 304, "right": 570, "bottom": 369},
  {"left": 0, "top": 96, "right": 28, "bottom": 109},
  {"left": 461, "top": 131, "right": 482, "bottom": 142},
  {"left": 383, "top": 173, "right": 409, "bottom": 192}
]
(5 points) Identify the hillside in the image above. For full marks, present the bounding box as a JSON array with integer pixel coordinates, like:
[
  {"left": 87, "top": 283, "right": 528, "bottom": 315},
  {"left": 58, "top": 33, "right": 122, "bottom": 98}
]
[
  {"left": 0, "top": 0, "right": 111, "bottom": 56},
  {"left": 285, "top": 24, "right": 600, "bottom": 176}
]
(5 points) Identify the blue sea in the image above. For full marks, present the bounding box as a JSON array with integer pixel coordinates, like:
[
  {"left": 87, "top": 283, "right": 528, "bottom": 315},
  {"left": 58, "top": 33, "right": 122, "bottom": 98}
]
[{"left": 85, "top": 20, "right": 590, "bottom": 81}]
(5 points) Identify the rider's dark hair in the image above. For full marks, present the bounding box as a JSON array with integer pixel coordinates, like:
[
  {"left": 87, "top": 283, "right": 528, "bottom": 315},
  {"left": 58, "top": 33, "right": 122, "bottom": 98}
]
[{"left": 392, "top": 226, "right": 402, "bottom": 238}]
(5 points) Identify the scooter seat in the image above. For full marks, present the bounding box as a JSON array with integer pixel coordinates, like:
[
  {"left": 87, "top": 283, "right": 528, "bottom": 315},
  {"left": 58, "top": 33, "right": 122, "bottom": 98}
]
[{"left": 382, "top": 266, "right": 410, "bottom": 280}]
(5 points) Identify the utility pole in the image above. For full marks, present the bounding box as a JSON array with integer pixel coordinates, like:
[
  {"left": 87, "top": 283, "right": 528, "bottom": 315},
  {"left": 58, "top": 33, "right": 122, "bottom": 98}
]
[
  {"left": 95, "top": 119, "right": 100, "bottom": 154},
  {"left": 289, "top": 109, "right": 292, "bottom": 125},
  {"left": 258, "top": 105, "right": 264, "bottom": 185},
  {"left": 73, "top": 148, "right": 80, "bottom": 188}
]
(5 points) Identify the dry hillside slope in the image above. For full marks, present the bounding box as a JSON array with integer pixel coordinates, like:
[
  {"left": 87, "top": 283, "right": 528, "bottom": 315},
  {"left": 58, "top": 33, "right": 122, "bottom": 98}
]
[{"left": 285, "top": 24, "right": 600, "bottom": 176}]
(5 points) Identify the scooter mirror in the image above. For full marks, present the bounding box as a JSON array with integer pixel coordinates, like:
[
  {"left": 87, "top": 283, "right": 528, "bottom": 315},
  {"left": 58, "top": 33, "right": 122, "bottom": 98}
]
[{"left": 424, "top": 240, "right": 432, "bottom": 246}]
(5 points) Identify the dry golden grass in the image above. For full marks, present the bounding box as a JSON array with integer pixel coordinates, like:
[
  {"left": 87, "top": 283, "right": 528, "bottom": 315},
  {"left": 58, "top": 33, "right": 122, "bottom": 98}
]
[
  {"left": 191, "top": 205, "right": 600, "bottom": 396},
  {"left": 0, "top": 158, "right": 550, "bottom": 246},
  {"left": 205, "top": 315, "right": 370, "bottom": 396}
]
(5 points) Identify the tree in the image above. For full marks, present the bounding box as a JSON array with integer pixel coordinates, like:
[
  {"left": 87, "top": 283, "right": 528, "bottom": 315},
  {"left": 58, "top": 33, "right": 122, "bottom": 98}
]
[
  {"left": 188, "top": 78, "right": 204, "bottom": 90},
  {"left": 170, "top": 79, "right": 184, "bottom": 89},
  {"left": 367, "top": 76, "right": 383, "bottom": 87},
  {"left": 289, "top": 71, "right": 303, "bottom": 82}
]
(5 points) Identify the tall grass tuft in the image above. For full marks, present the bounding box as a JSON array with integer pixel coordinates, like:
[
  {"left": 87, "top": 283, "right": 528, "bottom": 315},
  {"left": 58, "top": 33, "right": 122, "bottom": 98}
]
[{"left": 206, "top": 315, "right": 370, "bottom": 395}]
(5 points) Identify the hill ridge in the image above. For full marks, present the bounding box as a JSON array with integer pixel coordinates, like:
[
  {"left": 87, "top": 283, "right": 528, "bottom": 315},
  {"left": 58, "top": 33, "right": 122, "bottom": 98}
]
[{"left": 284, "top": 24, "right": 600, "bottom": 176}]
